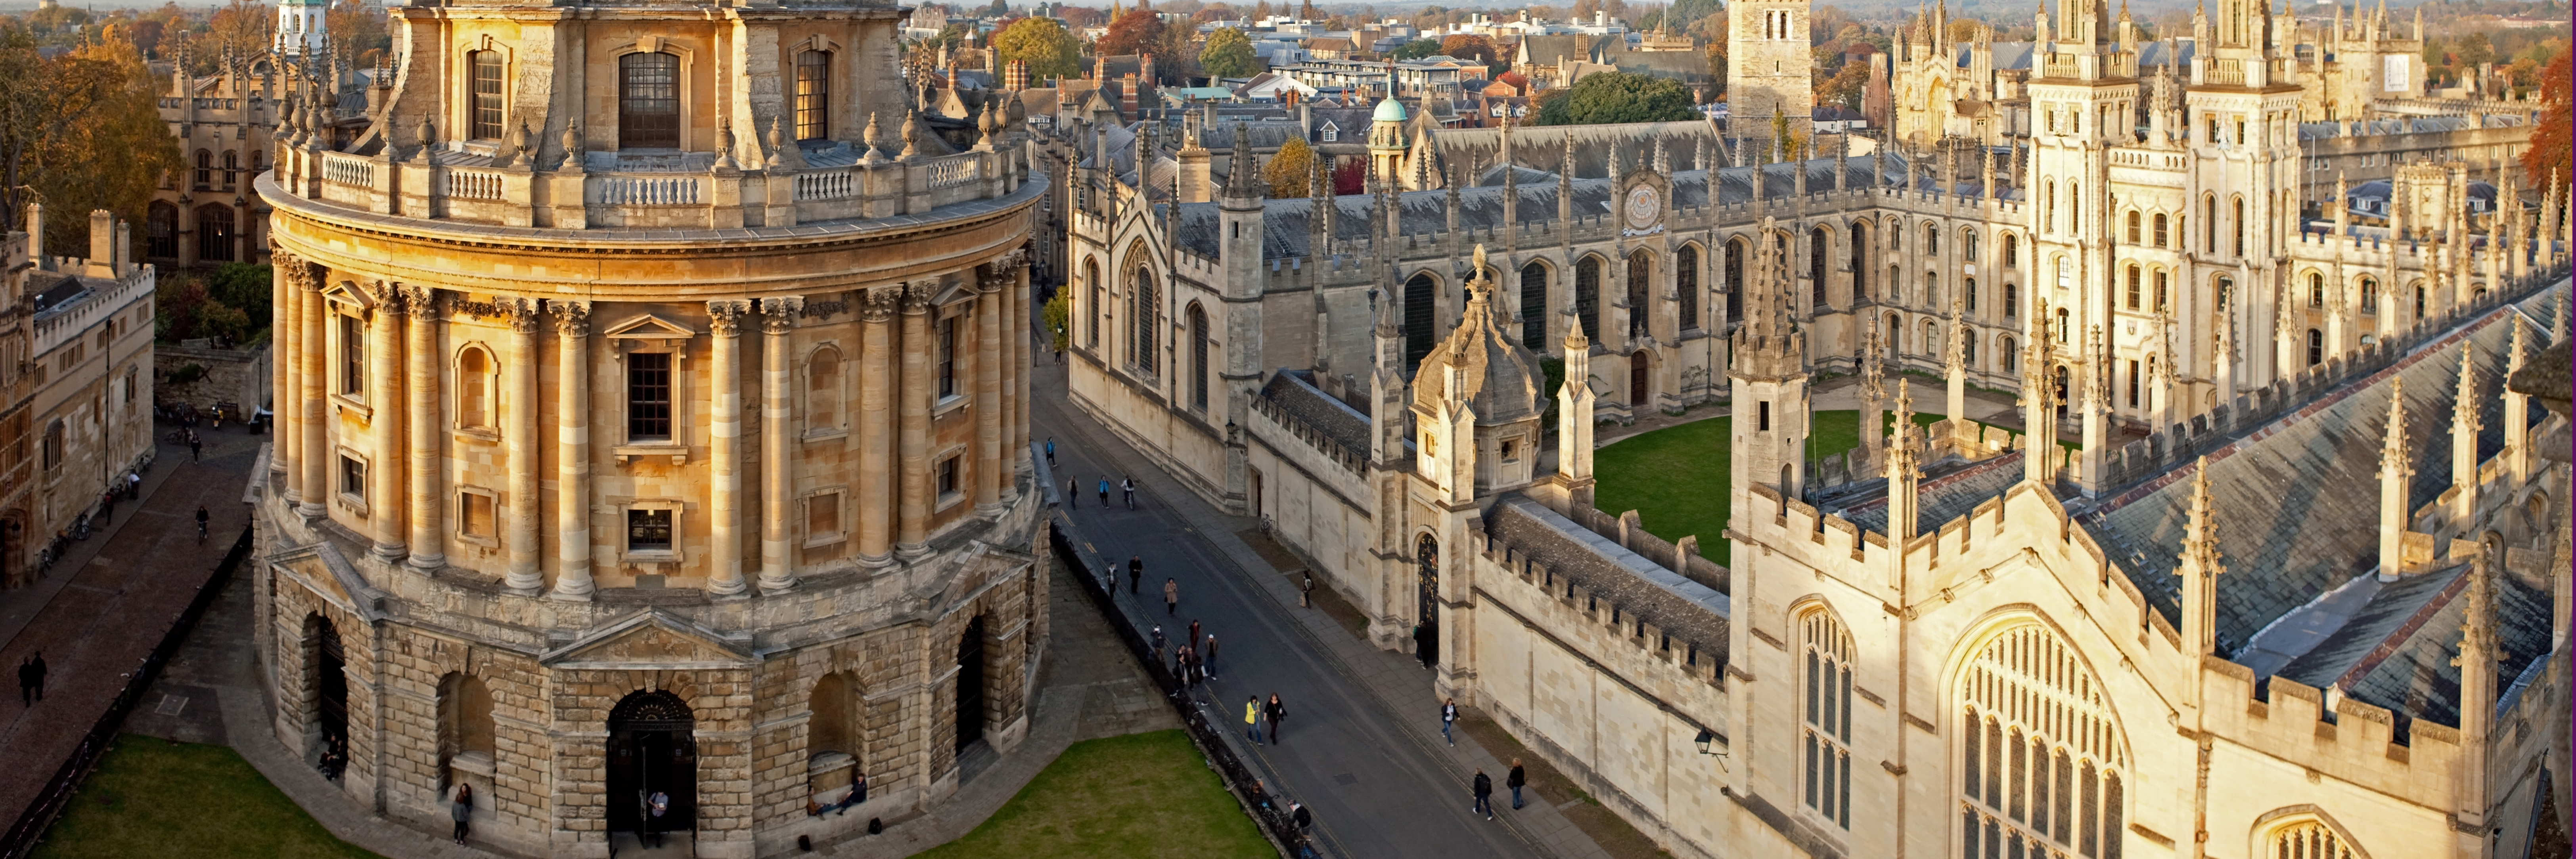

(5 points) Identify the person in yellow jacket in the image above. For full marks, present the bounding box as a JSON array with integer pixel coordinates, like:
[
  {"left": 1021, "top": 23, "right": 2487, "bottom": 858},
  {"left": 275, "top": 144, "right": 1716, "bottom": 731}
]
[{"left": 1245, "top": 695, "right": 1264, "bottom": 743}]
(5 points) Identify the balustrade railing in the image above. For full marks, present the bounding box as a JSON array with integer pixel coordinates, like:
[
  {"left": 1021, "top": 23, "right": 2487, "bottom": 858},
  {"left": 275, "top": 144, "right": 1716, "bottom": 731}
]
[
  {"left": 797, "top": 168, "right": 861, "bottom": 201},
  {"left": 322, "top": 153, "right": 373, "bottom": 189},
  {"left": 446, "top": 169, "right": 505, "bottom": 201},
  {"left": 929, "top": 157, "right": 980, "bottom": 189},
  {"left": 592, "top": 174, "right": 704, "bottom": 206}
]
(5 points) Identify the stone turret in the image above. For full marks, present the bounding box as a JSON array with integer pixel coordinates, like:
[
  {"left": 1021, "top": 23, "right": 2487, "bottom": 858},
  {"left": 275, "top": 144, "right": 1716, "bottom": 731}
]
[
  {"left": 2376, "top": 377, "right": 2411, "bottom": 581},
  {"left": 2175, "top": 456, "right": 2225, "bottom": 723},
  {"left": 2503, "top": 319, "right": 2530, "bottom": 481},
  {"left": 2022, "top": 295, "right": 2059, "bottom": 484},
  {"left": 1728, "top": 217, "right": 1810, "bottom": 512},
  {"left": 2447, "top": 343, "right": 2480, "bottom": 527},
  {"left": 1943, "top": 296, "right": 1967, "bottom": 449},
  {"left": 1885, "top": 379, "right": 1921, "bottom": 555},
  {"left": 1413, "top": 245, "right": 1548, "bottom": 502}
]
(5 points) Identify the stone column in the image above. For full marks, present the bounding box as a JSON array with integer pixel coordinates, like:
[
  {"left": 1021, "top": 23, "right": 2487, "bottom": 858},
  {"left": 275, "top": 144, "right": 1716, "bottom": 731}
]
[
  {"left": 758, "top": 297, "right": 802, "bottom": 593},
  {"left": 709, "top": 299, "right": 751, "bottom": 597},
  {"left": 366, "top": 283, "right": 407, "bottom": 561},
  {"left": 274, "top": 255, "right": 298, "bottom": 480},
  {"left": 856, "top": 288, "right": 898, "bottom": 566},
  {"left": 1009, "top": 249, "right": 1032, "bottom": 476},
  {"left": 405, "top": 286, "right": 445, "bottom": 570},
  {"left": 551, "top": 302, "right": 595, "bottom": 600},
  {"left": 298, "top": 272, "right": 328, "bottom": 518},
  {"left": 974, "top": 267, "right": 1004, "bottom": 514},
  {"left": 503, "top": 299, "right": 543, "bottom": 594},
  {"left": 896, "top": 281, "right": 935, "bottom": 558}
]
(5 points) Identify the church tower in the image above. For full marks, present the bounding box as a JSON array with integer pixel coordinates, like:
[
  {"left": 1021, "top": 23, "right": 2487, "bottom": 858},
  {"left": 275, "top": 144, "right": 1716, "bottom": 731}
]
[
  {"left": 1727, "top": 219, "right": 1811, "bottom": 523},
  {"left": 1726, "top": 0, "right": 1814, "bottom": 140},
  {"left": 275, "top": 0, "right": 329, "bottom": 56},
  {"left": 1368, "top": 96, "right": 1411, "bottom": 189},
  {"left": 1218, "top": 123, "right": 1267, "bottom": 514}
]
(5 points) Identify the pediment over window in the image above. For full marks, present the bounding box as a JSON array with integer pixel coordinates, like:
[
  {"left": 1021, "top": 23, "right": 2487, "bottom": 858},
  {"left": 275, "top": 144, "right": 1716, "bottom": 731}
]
[
  {"left": 321, "top": 280, "right": 375, "bottom": 311},
  {"left": 601, "top": 313, "right": 699, "bottom": 342},
  {"left": 542, "top": 609, "right": 754, "bottom": 668}
]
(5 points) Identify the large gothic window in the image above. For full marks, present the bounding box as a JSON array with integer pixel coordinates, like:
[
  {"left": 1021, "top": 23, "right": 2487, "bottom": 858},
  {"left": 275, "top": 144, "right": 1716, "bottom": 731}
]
[
  {"left": 619, "top": 52, "right": 681, "bottom": 149},
  {"left": 1677, "top": 246, "right": 1701, "bottom": 330},
  {"left": 1575, "top": 257, "right": 1602, "bottom": 340},
  {"left": 1850, "top": 221, "right": 1870, "bottom": 300},
  {"left": 1132, "top": 268, "right": 1159, "bottom": 374},
  {"left": 1188, "top": 304, "right": 1210, "bottom": 410},
  {"left": 1083, "top": 259, "right": 1102, "bottom": 346},
  {"left": 1404, "top": 273, "right": 1436, "bottom": 372},
  {"left": 1725, "top": 240, "right": 1746, "bottom": 322},
  {"left": 1521, "top": 263, "right": 1550, "bottom": 347},
  {"left": 1802, "top": 608, "right": 1854, "bottom": 830},
  {"left": 1959, "top": 623, "right": 2126, "bottom": 859},
  {"left": 2266, "top": 821, "right": 2359, "bottom": 859},
  {"left": 1626, "top": 250, "right": 1652, "bottom": 339},
  {"left": 1808, "top": 228, "right": 1829, "bottom": 307}
]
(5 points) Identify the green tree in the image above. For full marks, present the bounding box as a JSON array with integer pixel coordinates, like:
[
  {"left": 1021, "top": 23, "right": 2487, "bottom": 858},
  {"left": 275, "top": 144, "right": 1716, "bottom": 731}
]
[
  {"left": 2456, "top": 31, "right": 2494, "bottom": 68},
  {"left": 1264, "top": 136, "right": 1314, "bottom": 197},
  {"left": 1041, "top": 289, "right": 1071, "bottom": 351},
  {"left": 1391, "top": 38, "right": 1442, "bottom": 59},
  {"left": 1199, "top": 26, "right": 1262, "bottom": 78},
  {"left": 1532, "top": 72, "right": 1697, "bottom": 125},
  {"left": 992, "top": 16, "right": 1082, "bottom": 80}
]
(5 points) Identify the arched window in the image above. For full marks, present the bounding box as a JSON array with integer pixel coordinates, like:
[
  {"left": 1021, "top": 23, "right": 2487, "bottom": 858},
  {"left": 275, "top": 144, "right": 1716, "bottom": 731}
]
[
  {"left": 2307, "top": 328, "right": 2323, "bottom": 366},
  {"left": 808, "top": 346, "right": 841, "bottom": 431},
  {"left": 471, "top": 50, "right": 506, "bottom": 140},
  {"left": 1677, "top": 246, "right": 1701, "bottom": 330},
  {"left": 1404, "top": 273, "right": 1437, "bottom": 371},
  {"left": 2055, "top": 307, "right": 2071, "bottom": 343},
  {"left": 1801, "top": 608, "right": 1854, "bottom": 830},
  {"left": 2053, "top": 255, "right": 2070, "bottom": 292},
  {"left": 1726, "top": 241, "right": 1746, "bottom": 322},
  {"left": 221, "top": 150, "right": 239, "bottom": 190},
  {"left": 193, "top": 149, "right": 212, "bottom": 190},
  {"left": 1132, "top": 268, "right": 1159, "bottom": 373},
  {"left": 1808, "top": 229, "right": 1828, "bottom": 306},
  {"left": 145, "top": 203, "right": 178, "bottom": 258},
  {"left": 2152, "top": 213, "right": 2168, "bottom": 247},
  {"left": 1850, "top": 221, "right": 1870, "bottom": 300},
  {"left": 195, "top": 204, "right": 236, "bottom": 262},
  {"left": 1958, "top": 623, "right": 2128, "bottom": 859},
  {"left": 1083, "top": 259, "right": 1102, "bottom": 346},
  {"left": 2001, "top": 233, "right": 2017, "bottom": 269},
  {"left": 2003, "top": 281, "right": 2018, "bottom": 318},
  {"left": 2124, "top": 210, "right": 2140, "bottom": 244},
  {"left": 2413, "top": 284, "right": 2426, "bottom": 318},
  {"left": 2203, "top": 194, "right": 2217, "bottom": 252},
  {"left": 1961, "top": 228, "right": 1979, "bottom": 263},
  {"left": 795, "top": 50, "right": 831, "bottom": 141},
  {"left": 1923, "top": 222, "right": 1940, "bottom": 256},
  {"left": 2068, "top": 186, "right": 2080, "bottom": 233},
  {"left": 2308, "top": 273, "right": 2324, "bottom": 308},
  {"left": 618, "top": 51, "right": 681, "bottom": 149},
  {"left": 1964, "top": 334, "right": 1977, "bottom": 365},
  {"left": 2124, "top": 266, "right": 2140, "bottom": 310},
  {"left": 1188, "top": 304, "right": 1210, "bottom": 409},
  {"left": 2154, "top": 270, "right": 2169, "bottom": 313},
  {"left": 2043, "top": 180, "right": 2057, "bottom": 233},
  {"left": 2001, "top": 336, "right": 2018, "bottom": 373},
  {"left": 1965, "top": 277, "right": 1978, "bottom": 313},
  {"left": 1887, "top": 313, "right": 1904, "bottom": 355},
  {"left": 1520, "top": 262, "right": 1550, "bottom": 347},
  {"left": 2231, "top": 196, "right": 2246, "bottom": 257},
  {"left": 1575, "top": 257, "right": 1602, "bottom": 339},
  {"left": 1923, "top": 270, "right": 1940, "bottom": 309},
  {"left": 39, "top": 419, "right": 63, "bottom": 470},
  {"left": 456, "top": 346, "right": 495, "bottom": 429},
  {"left": 1625, "top": 250, "right": 1652, "bottom": 339},
  {"left": 2265, "top": 820, "right": 2359, "bottom": 859},
  {"left": 2359, "top": 277, "right": 2379, "bottom": 313}
]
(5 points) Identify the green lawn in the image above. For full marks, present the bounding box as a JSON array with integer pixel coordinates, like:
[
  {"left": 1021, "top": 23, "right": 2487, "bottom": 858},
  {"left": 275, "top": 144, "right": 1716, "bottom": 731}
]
[
  {"left": 915, "top": 730, "right": 1271, "bottom": 859},
  {"left": 1595, "top": 408, "right": 2069, "bottom": 563},
  {"left": 33, "top": 736, "right": 383, "bottom": 859}
]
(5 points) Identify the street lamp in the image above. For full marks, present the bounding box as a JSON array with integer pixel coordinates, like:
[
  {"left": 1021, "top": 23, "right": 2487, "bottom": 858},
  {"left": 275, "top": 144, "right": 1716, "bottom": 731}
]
[{"left": 1693, "top": 729, "right": 1731, "bottom": 771}]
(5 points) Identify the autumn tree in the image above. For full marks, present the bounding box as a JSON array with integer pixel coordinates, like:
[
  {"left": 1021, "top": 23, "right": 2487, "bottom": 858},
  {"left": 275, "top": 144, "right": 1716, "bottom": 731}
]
[
  {"left": 194, "top": 0, "right": 270, "bottom": 73},
  {"left": 1251, "top": 0, "right": 1275, "bottom": 18},
  {"left": 1096, "top": 8, "right": 1166, "bottom": 58},
  {"left": 1199, "top": 26, "right": 1262, "bottom": 79},
  {"left": 1264, "top": 136, "right": 1314, "bottom": 197},
  {"left": 1534, "top": 71, "right": 1695, "bottom": 125},
  {"left": 1440, "top": 33, "right": 1501, "bottom": 69},
  {"left": 2521, "top": 51, "right": 2570, "bottom": 186},
  {"left": 994, "top": 15, "right": 1082, "bottom": 79},
  {"left": 0, "top": 25, "right": 183, "bottom": 246},
  {"left": 1815, "top": 59, "right": 1867, "bottom": 109},
  {"left": 328, "top": 0, "right": 393, "bottom": 68}
]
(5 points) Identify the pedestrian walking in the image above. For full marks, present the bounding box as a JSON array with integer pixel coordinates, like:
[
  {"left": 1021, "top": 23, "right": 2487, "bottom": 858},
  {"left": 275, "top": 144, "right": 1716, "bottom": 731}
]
[
  {"left": 1508, "top": 759, "right": 1528, "bottom": 809},
  {"left": 1121, "top": 476, "right": 1137, "bottom": 509},
  {"left": 1067, "top": 476, "right": 1078, "bottom": 509},
  {"left": 1151, "top": 626, "right": 1167, "bottom": 662},
  {"left": 1128, "top": 556, "right": 1143, "bottom": 595},
  {"left": 195, "top": 504, "right": 210, "bottom": 543},
  {"left": 1441, "top": 698, "right": 1458, "bottom": 746},
  {"left": 1164, "top": 578, "right": 1179, "bottom": 615},
  {"left": 126, "top": 472, "right": 140, "bottom": 500},
  {"left": 1097, "top": 478, "right": 1110, "bottom": 507},
  {"left": 1203, "top": 633, "right": 1219, "bottom": 678},
  {"left": 1187, "top": 619, "right": 1202, "bottom": 651},
  {"left": 1045, "top": 437, "right": 1056, "bottom": 466},
  {"left": 99, "top": 490, "right": 116, "bottom": 525},
  {"left": 1175, "top": 646, "right": 1195, "bottom": 689},
  {"left": 1472, "top": 769, "right": 1494, "bottom": 820},
  {"left": 646, "top": 790, "right": 670, "bottom": 847},
  {"left": 1266, "top": 694, "right": 1285, "bottom": 745},
  {"left": 451, "top": 784, "right": 474, "bottom": 844},
  {"left": 187, "top": 431, "right": 202, "bottom": 462},
  {"left": 1245, "top": 696, "right": 1263, "bottom": 742},
  {"left": 1291, "top": 800, "right": 1312, "bottom": 832},
  {"left": 1300, "top": 572, "right": 1314, "bottom": 608}
]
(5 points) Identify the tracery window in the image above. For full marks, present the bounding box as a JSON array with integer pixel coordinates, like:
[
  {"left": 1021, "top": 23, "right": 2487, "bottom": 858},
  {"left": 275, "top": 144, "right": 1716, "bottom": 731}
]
[
  {"left": 1575, "top": 256, "right": 1603, "bottom": 340},
  {"left": 2267, "top": 822, "right": 2359, "bottom": 859},
  {"left": 1678, "top": 246, "right": 1701, "bottom": 329},
  {"left": 1521, "top": 262, "right": 1550, "bottom": 347},
  {"left": 1802, "top": 608, "right": 1854, "bottom": 830},
  {"left": 1132, "top": 268, "right": 1160, "bottom": 374},
  {"left": 1959, "top": 623, "right": 2126, "bottom": 859}
]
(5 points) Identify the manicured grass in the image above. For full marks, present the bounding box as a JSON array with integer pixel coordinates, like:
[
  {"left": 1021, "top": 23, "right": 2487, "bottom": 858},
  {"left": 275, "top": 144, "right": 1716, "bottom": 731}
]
[
  {"left": 914, "top": 729, "right": 1271, "bottom": 859},
  {"left": 33, "top": 735, "right": 384, "bottom": 859}
]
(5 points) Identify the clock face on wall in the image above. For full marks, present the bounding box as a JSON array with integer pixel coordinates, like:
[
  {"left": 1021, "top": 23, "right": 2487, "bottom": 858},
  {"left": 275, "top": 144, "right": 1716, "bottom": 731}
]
[{"left": 1624, "top": 185, "right": 1661, "bottom": 229}]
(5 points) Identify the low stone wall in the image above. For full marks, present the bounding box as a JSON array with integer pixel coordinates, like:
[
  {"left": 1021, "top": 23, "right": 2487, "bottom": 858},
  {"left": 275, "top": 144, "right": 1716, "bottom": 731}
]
[{"left": 153, "top": 342, "right": 270, "bottom": 414}]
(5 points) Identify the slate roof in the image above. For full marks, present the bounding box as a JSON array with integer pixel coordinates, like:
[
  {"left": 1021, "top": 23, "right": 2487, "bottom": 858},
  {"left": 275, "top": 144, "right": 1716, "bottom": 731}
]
[
  {"left": 1258, "top": 370, "right": 1371, "bottom": 453},
  {"left": 2315, "top": 561, "right": 2553, "bottom": 732},
  {"left": 1836, "top": 448, "right": 2027, "bottom": 535},
  {"left": 2299, "top": 114, "right": 2528, "bottom": 140},
  {"left": 1486, "top": 495, "right": 1731, "bottom": 667},
  {"left": 2083, "top": 292, "right": 2549, "bottom": 716}
]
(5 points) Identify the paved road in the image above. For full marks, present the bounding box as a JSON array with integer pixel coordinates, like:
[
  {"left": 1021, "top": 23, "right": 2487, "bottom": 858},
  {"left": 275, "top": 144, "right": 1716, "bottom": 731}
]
[{"left": 1032, "top": 357, "right": 1566, "bottom": 859}]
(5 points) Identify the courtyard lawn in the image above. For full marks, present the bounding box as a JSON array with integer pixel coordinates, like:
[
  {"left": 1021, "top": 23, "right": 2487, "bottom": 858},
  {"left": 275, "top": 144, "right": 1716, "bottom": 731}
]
[
  {"left": 914, "top": 729, "right": 1271, "bottom": 859},
  {"left": 33, "top": 735, "right": 383, "bottom": 859}
]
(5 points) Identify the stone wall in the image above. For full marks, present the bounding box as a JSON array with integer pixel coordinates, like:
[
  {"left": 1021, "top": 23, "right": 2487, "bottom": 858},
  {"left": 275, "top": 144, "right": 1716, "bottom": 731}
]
[{"left": 154, "top": 341, "right": 270, "bottom": 414}]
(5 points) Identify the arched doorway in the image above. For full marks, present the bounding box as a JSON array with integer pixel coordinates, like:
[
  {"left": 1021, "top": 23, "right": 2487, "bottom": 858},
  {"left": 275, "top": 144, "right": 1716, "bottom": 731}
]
[
  {"left": 1415, "top": 534, "right": 1440, "bottom": 667},
  {"left": 303, "top": 613, "right": 348, "bottom": 776},
  {"left": 606, "top": 690, "right": 697, "bottom": 847},
  {"left": 1630, "top": 351, "right": 1651, "bottom": 406},
  {"left": 955, "top": 615, "right": 988, "bottom": 751}
]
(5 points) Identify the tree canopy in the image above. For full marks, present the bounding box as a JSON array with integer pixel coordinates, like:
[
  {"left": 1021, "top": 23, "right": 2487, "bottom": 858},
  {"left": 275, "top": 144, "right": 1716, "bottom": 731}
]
[
  {"left": 1264, "top": 136, "right": 1313, "bottom": 197},
  {"left": 992, "top": 16, "right": 1081, "bottom": 80},
  {"left": 1532, "top": 72, "right": 1698, "bottom": 126},
  {"left": 1390, "top": 38, "right": 1442, "bottom": 60},
  {"left": 1199, "top": 26, "right": 1262, "bottom": 79},
  {"left": 2522, "top": 51, "right": 2569, "bottom": 184},
  {"left": 0, "top": 26, "right": 182, "bottom": 246},
  {"left": 1094, "top": 8, "right": 1165, "bottom": 58},
  {"left": 1439, "top": 33, "right": 1502, "bottom": 69}
]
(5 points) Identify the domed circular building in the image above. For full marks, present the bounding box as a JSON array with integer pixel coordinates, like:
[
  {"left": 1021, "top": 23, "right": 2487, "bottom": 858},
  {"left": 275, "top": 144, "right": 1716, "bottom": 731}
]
[{"left": 251, "top": 3, "right": 1043, "bottom": 855}]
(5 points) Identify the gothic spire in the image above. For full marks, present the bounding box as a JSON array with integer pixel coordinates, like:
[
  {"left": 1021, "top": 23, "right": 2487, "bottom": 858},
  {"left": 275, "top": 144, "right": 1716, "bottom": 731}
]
[{"left": 2178, "top": 456, "right": 2225, "bottom": 658}]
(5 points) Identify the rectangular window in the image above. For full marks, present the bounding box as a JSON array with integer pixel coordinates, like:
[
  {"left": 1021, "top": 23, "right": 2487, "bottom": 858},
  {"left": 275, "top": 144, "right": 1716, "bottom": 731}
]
[
  {"left": 807, "top": 492, "right": 841, "bottom": 540},
  {"left": 2154, "top": 271, "right": 2169, "bottom": 312},
  {"left": 2126, "top": 360, "right": 2139, "bottom": 406},
  {"left": 460, "top": 491, "right": 495, "bottom": 538},
  {"left": 627, "top": 508, "right": 673, "bottom": 551},
  {"left": 627, "top": 353, "right": 673, "bottom": 440},
  {"left": 937, "top": 316, "right": 959, "bottom": 399},
  {"left": 936, "top": 455, "right": 961, "bottom": 499},
  {"left": 472, "top": 51, "right": 506, "bottom": 140},
  {"left": 1759, "top": 401, "right": 1771, "bottom": 431},
  {"left": 340, "top": 456, "right": 366, "bottom": 497},
  {"left": 795, "top": 51, "right": 829, "bottom": 141},
  {"left": 618, "top": 52, "right": 682, "bottom": 149},
  {"left": 340, "top": 314, "right": 365, "bottom": 396}
]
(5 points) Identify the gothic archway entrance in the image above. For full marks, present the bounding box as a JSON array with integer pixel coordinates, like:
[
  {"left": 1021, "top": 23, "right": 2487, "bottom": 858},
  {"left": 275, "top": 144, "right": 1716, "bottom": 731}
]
[
  {"left": 606, "top": 690, "right": 697, "bottom": 846},
  {"left": 955, "top": 615, "right": 988, "bottom": 751},
  {"left": 1630, "top": 352, "right": 1651, "bottom": 406},
  {"left": 1415, "top": 534, "right": 1440, "bottom": 667}
]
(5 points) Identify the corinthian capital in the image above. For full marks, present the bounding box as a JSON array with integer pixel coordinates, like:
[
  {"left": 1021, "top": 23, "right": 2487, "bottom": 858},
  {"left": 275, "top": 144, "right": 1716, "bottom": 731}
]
[
  {"left": 758, "top": 297, "right": 804, "bottom": 334},
  {"left": 990, "top": 246, "right": 1027, "bottom": 271},
  {"left": 368, "top": 280, "right": 408, "bottom": 314},
  {"left": 400, "top": 284, "right": 437, "bottom": 316},
  {"left": 901, "top": 279, "right": 942, "bottom": 313},
  {"left": 504, "top": 297, "right": 542, "bottom": 334},
  {"left": 860, "top": 286, "right": 902, "bottom": 321},
  {"left": 708, "top": 299, "right": 753, "bottom": 336},
  {"left": 553, "top": 299, "right": 591, "bottom": 337}
]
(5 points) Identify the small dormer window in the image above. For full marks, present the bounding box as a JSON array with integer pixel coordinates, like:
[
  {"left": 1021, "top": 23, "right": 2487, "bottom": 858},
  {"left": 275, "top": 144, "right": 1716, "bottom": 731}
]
[
  {"left": 1500, "top": 438, "right": 1519, "bottom": 462},
  {"left": 1320, "top": 122, "right": 1339, "bottom": 142}
]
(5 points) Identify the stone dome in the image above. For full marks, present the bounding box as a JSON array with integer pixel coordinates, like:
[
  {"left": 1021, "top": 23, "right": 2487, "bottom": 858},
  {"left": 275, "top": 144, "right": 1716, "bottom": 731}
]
[{"left": 1413, "top": 247, "right": 1545, "bottom": 424}]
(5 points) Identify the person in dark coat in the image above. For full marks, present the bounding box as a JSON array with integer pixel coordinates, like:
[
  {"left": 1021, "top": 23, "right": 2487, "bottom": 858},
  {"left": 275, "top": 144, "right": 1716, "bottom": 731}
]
[
  {"left": 1266, "top": 694, "right": 1286, "bottom": 745},
  {"left": 451, "top": 784, "right": 474, "bottom": 844},
  {"left": 1441, "top": 698, "right": 1458, "bottom": 746},
  {"left": 1507, "top": 759, "right": 1528, "bottom": 809},
  {"left": 1291, "top": 800, "right": 1311, "bottom": 831},
  {"left": 1066, "top": 476, "right": 1077, "bottom": 509},
  {"left": 1128, "top": 556, "right": 1143, "bottom": 595},
  {"left": 1187, "top": 619, "right": 1202, "bottom": 652},
  {"left": 26, "top": 652, "right": 44, "bottom": 704},
  {"left": 1150, "top": 626, "right": 1167, "bottom": 662},
  {"left": 1471, "top": 769, "right": 1494, "bottom": 820}
]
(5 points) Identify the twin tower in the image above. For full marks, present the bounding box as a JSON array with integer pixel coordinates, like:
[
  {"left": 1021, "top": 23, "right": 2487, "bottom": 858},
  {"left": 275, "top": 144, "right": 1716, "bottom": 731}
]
[{"left": 1727, "top": 0, "right": 1817, "bottom": 138}]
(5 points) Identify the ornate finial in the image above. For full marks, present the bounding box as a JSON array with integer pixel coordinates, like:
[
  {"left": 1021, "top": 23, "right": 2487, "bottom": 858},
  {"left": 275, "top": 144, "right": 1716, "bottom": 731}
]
[
  {"left": 766, "top": 115, "right": 789, "bottom": 167},
  {"left": 901, "top": 113, "right": 921, "bottom": 159},
  {"left": 861, "top": 113, "right": 886, "bottom": 162},
  {"left": 561, "top": 121, "right": 582, "bottom": 165},
  {"left": 1473, "top": 244, "right": 1488, "bottom": 280},
  {"left": 2181, "top": 455, "right": 2224, "bottom": 575},
  {"left": 2453, "top": 343, "right": 2481, "bottom": 433},
  {"left": 415, "top": 114, "right": 436, "bottom": 159},
  {"left": 2380, "top": 376, "right": 2412, "bottom": 472},
  {"left": 715, "top": 118, "right": 739, "bottom": 170}
]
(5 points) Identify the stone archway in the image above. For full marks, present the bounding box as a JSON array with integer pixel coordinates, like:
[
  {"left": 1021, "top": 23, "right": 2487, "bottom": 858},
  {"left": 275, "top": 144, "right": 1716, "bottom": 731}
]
[
  {"left": 303, "top": 613, "right": 348, "bottom": 776},
  {"left": 956, "top": 615, "right": 989, "bottom": 751},
  {"left": 1415, "top": 534, "right": 1440, "bottom": 667},
  {"left": 1630, "top": 351, "right": 1653, "bottom": 407},
  {"left": 606, "top": 689, "right": 697, "bottom": 847}
]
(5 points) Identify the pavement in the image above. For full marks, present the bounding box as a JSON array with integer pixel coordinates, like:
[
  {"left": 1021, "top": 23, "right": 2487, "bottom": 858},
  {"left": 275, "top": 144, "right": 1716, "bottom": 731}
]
[
  {"left": 0, "top": 424, "right": 259, "bottom": 839},
  {"left": 1033, "top": 350, "right": 1616, "bottom": 859}
]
